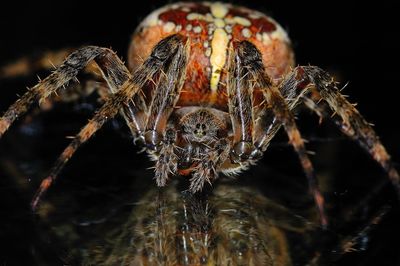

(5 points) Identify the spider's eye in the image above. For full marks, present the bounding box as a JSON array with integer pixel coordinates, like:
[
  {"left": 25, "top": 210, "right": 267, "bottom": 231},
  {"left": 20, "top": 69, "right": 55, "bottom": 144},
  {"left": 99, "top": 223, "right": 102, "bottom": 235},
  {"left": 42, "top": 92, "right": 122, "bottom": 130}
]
[
  {"left": 193, "top": 123, "right": 207, "bottom": 137},
  {"left": 194, "top": 123, "right": 207, "bottom": 137}
]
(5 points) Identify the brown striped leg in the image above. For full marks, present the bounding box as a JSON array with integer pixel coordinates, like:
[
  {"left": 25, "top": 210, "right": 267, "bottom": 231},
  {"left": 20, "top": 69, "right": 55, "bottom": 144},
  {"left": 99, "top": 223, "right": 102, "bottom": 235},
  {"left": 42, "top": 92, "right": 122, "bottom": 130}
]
[
  {"left": 0, "top": 47, "right": 112, "bottom": 112},
  {"left": 30, "top": 34, "right": 187, "bottom": 210},
  {"left": 279, "top": 66, "right": 400, "bottom": 197},
  {"left": 144, "top": 39, "right": 189, "bottom": 186},
  {"left": 235, "top": 41, "right": 328, "bottom": 228},
  {"left": 92, "top": 50, "right": 148, "bottom": 138},
  {"left": 143, "top": 38, "right": 190, "bottom": 151},
  {"left": 253, "top": 76, "right": 305, "bottom": 152},
  {"left": 226, "top": 43, "right": 260, "bottom": 163},
  {"left": 0, "top": 46, "right": 121, "bottom": 137},
  {"left": 0, "top": 46, "right": 149, "bottom": 140}
]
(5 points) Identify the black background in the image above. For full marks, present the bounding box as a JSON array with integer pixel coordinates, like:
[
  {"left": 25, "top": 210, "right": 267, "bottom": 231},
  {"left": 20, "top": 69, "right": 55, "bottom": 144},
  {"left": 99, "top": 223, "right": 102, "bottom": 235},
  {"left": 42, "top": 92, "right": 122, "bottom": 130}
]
[{"left": 0, "top": 1, "right": 399, "bottom": 265}]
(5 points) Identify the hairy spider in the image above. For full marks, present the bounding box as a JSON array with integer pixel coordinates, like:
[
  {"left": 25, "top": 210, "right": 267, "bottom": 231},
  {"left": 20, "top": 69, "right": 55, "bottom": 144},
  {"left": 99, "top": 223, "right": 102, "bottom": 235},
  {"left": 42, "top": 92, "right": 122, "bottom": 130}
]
[{"left": 0, "top": 2, "right": 399, "bottom": 228}]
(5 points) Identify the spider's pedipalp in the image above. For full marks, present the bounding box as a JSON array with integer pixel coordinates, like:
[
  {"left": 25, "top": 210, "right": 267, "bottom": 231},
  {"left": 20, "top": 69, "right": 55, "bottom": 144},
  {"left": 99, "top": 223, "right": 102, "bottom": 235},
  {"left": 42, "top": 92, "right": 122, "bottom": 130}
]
[
  {"left": 233, "top": 41, "right": 328, "bottom": 228},
  {"left": 31, "top": 34, "right": 188, "bottom": 210},
  {"left": 154, "top": 128, "right": 178, "bottom": 187},
  {"left": 188, "top": 137, "right": 231, "bottom": 192}
]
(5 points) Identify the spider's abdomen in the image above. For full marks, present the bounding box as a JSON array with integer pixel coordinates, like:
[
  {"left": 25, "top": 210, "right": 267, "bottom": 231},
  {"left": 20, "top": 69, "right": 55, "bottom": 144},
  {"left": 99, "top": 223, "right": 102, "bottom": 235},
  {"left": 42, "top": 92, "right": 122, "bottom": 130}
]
[{"left": 129, "top": 2, "right": 294, "bottom": 110}]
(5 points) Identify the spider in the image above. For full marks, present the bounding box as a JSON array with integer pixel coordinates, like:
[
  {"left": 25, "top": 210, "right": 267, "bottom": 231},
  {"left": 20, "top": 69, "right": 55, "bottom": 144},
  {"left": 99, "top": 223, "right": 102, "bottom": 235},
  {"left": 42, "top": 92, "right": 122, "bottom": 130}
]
[{"left": 0, "top": 2, "right": 399, "bottom": 228}]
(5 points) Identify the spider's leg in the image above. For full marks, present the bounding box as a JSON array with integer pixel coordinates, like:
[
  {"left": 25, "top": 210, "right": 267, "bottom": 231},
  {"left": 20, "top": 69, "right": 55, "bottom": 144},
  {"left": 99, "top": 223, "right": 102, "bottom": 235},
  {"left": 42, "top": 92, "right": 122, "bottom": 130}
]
[
  {"left": 0, "top": 47, "right": 110, "bottom": 108},
  {"left": 141, "top": 39, "right": 190, "bottom": 185},
  {"left": 0, "top": 47, "right": 147, "bottom": 140},
  {"left": 91, "top": 49, "right": 149, "bottom": 138},
  {"left": 279, "top": 66, "right": 400, "bottom": 196},
  {"left": 226, "top": 43, "right": 259, "bottom": 163},
  {"left": 0, "top": 46, "right": 113, "bottom": 137},
  {"left": 143, "top": 39, "right": 189, "bottom": 150},
  {"left": 0, "top": 41, "right": 161, "bottom": 139},
  {"left": 234, "top": 41, "right": 328, "bottom": 228},
  {"left": 30, "top": 35, "right": 187, "bottom": 210},
  {"left": 252, "top": 80, "right": 302, "bottom": 152}
]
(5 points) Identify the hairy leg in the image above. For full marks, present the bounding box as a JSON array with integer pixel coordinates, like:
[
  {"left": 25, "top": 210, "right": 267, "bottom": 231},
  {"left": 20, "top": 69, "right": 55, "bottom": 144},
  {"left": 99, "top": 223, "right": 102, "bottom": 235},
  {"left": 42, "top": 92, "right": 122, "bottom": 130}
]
[
  {"left": 188, "top": 138, "right": 231, "bottom": 192},
  {"left": 0, "top": 47, "right": 112, "bottom": 115},
  {"left": 233, "top": 41, "right": 328, "bottom": 227},
  {"left": 0, "top": 46, "right": 117, "bottom": 137},
  {"left": 226, "top": 43, "right": 260, "bottom": 163},
  {"left": 143, "top": 39, "right": 190, "bottom": 186},
  {"left": 273, "top": 66, "right": 400, "bottom": 197},
  {"left": 92, "top": 50, "right": 148, "bottom": 138},
  {"left": 29, "top": 34, "right": 187, "bottom": 210},
  {"left": 0, "top": 49, "right": 149, "bottom": 150},
  {"left": 143, "top": 39, "right": 190, "bottom": 150}
]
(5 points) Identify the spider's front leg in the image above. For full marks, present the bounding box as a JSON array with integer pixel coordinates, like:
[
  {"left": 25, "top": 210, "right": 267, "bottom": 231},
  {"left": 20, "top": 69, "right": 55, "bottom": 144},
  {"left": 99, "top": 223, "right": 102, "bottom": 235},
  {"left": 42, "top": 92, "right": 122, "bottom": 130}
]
[
  {"left": 23, "top": 35, "right": 188, "bottom": 210},
  {"left": 227, "top": 43, "right": 261, "bottom": 163},
  {"left": 229, "top": 41, "right": 328, "bottom": 228},
  {"left": 141, "top": 39, "right": 190, "bottom": 186},
  {"left": 143, "top": 39, "right": 190, "bottom": 151},
  {"left": 273, "top": 66, "right": 400, "bottom": 197}
]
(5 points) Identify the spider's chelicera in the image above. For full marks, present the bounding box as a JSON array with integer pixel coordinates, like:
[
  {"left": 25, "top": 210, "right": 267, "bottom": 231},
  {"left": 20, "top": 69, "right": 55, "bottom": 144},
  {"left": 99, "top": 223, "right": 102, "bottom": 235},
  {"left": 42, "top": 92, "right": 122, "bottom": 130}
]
[{"left": 1, "top": 2, "right": 399, "bottom": 227}]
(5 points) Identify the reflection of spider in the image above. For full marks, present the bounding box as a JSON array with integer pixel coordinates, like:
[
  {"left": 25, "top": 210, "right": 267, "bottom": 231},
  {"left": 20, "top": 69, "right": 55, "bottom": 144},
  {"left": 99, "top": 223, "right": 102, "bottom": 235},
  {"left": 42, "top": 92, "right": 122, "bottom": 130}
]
[
  {"left": 83, "top": 183, "right": 388, "bottom": 266},
  {"left": 54, "top": 179, "right": 384, "bottom": 266},
  {"left": 85, "top": 184, "right": 302, "bottom": 265},
  {"left": 0, "top": 2, "right": 399, "bottom": 227}
]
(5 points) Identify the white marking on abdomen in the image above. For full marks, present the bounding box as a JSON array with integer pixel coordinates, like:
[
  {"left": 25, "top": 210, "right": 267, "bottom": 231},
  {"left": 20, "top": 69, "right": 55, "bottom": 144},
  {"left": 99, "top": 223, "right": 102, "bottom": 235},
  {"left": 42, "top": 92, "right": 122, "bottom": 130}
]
[
  {"left": 210, "top": 28, "right": 229, "bottom": 93},
  {"left": 209, "top": 3, "right": 230, "bottom": 94}
]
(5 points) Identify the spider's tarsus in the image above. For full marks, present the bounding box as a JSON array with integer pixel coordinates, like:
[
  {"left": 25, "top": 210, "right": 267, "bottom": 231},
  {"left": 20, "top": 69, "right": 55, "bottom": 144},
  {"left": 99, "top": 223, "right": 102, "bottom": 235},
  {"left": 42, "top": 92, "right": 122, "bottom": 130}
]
[
  {"left": 314, "top": 189, "right": 328, "bottom": 229},
  {"left": 31, "top": 176, "right": 53, "bottom": 211}
]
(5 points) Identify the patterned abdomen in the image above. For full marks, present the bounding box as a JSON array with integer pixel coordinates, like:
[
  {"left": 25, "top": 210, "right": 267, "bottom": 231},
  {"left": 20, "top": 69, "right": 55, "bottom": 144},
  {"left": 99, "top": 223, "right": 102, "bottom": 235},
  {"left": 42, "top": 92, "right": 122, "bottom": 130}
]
[{"left": 128, "top": 2, "right": 294, "bottom": 110}]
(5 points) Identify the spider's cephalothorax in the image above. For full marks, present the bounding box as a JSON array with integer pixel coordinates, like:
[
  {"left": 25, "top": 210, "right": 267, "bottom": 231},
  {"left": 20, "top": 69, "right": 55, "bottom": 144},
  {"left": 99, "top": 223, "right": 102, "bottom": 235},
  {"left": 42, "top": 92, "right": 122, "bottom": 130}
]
[{"left": 0, "top": 2, "right": 399, "bottom": 227}]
